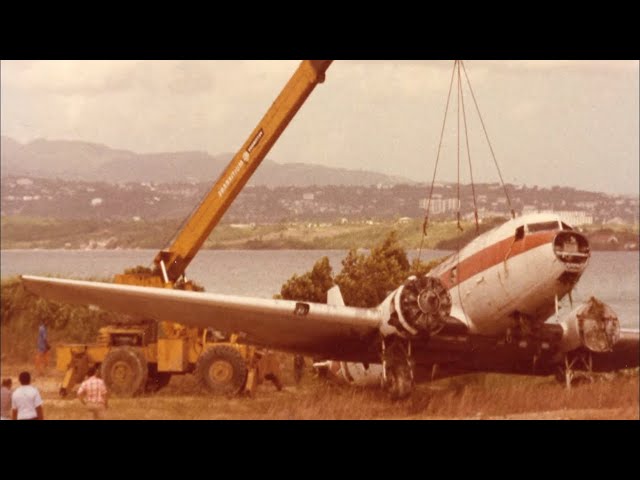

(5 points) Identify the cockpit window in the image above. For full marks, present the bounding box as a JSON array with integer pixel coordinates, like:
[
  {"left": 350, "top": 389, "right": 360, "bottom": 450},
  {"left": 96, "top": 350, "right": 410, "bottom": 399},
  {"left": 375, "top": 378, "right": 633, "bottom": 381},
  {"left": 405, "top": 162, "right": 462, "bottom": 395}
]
[
  {"left": 561, "top": 222, "right": 573, "bottom": 231},
  {"left": 527, "top": 221, "right": 560, "bottom": 233},
  {"left": 515, "top": 226, "right": 525, "bottom": 240}
]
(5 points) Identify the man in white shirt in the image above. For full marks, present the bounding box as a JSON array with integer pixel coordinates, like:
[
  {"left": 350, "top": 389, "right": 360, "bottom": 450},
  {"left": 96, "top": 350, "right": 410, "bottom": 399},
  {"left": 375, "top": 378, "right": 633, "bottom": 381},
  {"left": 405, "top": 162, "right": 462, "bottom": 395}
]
[{"left": 11, "top": 371, "right": 44, "bottom": 420}]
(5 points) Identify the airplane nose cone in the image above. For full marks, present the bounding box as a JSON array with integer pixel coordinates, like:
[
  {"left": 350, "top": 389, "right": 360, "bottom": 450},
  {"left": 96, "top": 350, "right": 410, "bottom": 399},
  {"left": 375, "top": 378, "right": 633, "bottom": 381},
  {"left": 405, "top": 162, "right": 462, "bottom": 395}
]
[{"left": 553, "top": 231, "right": 590, "bottom": 272}]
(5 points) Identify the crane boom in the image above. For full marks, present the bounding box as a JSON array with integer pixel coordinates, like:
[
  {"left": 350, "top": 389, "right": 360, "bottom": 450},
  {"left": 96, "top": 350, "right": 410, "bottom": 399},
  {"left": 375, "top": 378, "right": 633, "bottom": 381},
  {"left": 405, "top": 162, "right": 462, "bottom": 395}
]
[
  {"left": 153, "top": 60, "right": 333, "bottom": 283},
  {"left": 56, "top": 61, "right": 335, "bottom": 397}
]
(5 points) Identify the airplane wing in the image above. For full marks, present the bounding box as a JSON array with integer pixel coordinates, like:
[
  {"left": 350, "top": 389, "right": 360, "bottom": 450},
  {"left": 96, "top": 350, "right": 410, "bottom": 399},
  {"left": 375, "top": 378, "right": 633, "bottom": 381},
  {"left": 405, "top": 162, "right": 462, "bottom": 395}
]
[
  {"left": 592, "top": 328, "right": 640, "bottom": 372},
  {"left": 21, "top": 275, "right": 383, "bottom": 361}
]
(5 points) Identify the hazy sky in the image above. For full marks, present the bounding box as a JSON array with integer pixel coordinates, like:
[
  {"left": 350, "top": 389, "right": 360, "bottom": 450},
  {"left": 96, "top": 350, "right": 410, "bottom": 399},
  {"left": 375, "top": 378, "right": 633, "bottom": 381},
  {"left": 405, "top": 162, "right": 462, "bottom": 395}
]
[{"left": 1, "top": 60, "right": 638, "bottom": 195}]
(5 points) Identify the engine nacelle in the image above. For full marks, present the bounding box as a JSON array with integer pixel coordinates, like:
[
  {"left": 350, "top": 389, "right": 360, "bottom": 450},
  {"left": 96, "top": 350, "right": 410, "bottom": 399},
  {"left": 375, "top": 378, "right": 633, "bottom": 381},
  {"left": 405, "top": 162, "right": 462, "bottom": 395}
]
[
  {"left": 380, "top": 275, "right": 452, "bottom": 338},
  {"left": 559, "top": 297, "right": 620, "bottom": 353}
]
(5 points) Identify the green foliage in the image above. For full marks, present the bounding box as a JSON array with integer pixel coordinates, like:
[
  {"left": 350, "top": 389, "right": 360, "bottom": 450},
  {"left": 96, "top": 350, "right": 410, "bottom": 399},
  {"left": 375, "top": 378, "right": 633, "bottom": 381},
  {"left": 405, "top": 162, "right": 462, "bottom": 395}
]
[
  {"left": 335, "top": 231, "right": 411, "bottom": 307},
  {"left": 279, "top": 257, "right": 334, "bottom": 303},
  {"left": 278, "top": 231, "right": 446, "bottom": 308},
  {"left": 0, "top": 277, "right": 125, "bottom": 361},
  {"left": 408, "top": 257, "right": 446, "bottom": 278}
]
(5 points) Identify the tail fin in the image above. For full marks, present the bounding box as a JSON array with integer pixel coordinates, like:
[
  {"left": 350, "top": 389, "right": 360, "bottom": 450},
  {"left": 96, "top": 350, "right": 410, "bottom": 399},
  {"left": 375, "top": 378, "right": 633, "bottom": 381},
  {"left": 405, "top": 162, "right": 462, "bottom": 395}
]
[{"left": 327, "top": 285, "right": 345, "bottom": 306}]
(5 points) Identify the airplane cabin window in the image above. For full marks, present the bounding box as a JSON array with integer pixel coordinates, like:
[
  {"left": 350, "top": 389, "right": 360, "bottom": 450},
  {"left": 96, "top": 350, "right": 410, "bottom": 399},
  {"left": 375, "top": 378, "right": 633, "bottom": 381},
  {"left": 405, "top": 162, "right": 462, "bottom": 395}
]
[
  {"left": 515, "top": 226, "right": 525, "bottom": 240},
  {"left": 526, "top": 221, "right": 560, "bottom": 233}
]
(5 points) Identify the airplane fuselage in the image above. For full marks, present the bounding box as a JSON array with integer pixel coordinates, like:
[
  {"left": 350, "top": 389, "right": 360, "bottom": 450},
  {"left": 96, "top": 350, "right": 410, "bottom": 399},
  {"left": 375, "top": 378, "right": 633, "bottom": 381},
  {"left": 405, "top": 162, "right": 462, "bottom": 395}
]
[{"left": 430, "top": 213, "right": 590, "bottom": 336}]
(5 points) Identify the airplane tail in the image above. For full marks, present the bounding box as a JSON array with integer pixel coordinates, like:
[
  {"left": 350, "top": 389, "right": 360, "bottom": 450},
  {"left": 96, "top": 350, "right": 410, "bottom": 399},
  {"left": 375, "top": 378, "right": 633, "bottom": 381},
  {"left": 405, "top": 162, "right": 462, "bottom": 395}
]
[{"left": 327, "top": 285, "right": 345, "bottom": 306}]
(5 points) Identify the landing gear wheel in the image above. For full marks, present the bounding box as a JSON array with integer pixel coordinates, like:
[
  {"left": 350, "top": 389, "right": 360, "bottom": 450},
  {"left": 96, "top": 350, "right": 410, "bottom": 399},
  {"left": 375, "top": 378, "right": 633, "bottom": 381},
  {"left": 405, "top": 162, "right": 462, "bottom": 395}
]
[
  {"left": 101, "top": 346, "right": 148, "bottom": 397},
  {"left": 382, "top": 338, "right": 415, "bottom": 400},
  {"left": 196, "top": 345, "right": 248, "bottom": 396},
  {"left": 386, "top": 364, "right": 413, "bottom": 401}
]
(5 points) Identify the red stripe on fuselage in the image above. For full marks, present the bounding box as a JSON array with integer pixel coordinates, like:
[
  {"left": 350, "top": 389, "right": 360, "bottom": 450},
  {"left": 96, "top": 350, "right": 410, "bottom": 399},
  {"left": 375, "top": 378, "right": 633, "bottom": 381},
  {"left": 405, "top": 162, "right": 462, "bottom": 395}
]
[{"left": 438, "top": 231, "right": 558, "bottom": 289}]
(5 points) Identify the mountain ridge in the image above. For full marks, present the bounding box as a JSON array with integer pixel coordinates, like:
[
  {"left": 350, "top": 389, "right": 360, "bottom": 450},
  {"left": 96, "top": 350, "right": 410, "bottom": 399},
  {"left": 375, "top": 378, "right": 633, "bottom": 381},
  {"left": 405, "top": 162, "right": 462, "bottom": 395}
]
[{"left": 0, "top": 136, "right": 412, "bottom": 187}]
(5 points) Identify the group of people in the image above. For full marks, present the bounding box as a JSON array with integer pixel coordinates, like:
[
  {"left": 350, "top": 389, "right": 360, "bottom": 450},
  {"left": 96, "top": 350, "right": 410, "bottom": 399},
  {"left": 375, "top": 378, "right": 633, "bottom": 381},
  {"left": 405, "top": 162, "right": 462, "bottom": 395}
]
[
  {"left": 1, "top": 366, "right": 109, "bottom": 421},
  {"left": 1, "top": 318, "right": 110, "bottom": 420},
  {"left": 1, "top": 372, "right": 43, "bottom": 420}
]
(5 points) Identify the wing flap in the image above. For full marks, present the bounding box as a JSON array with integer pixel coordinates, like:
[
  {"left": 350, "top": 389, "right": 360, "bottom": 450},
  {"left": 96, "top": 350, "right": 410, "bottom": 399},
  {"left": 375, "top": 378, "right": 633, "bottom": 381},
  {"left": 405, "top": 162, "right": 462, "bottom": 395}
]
[{"left": 21, "top": 275, "right": 383, "bottom": 359}]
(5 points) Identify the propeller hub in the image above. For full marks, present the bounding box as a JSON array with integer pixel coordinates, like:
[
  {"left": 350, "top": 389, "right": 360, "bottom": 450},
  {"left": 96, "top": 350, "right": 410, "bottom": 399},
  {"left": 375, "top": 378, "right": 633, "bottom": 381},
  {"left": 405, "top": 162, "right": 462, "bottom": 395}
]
[
  {"left": 393, "top": 275, "right": 452, "bottom": 337},
  {"left": 418, "top": 290, "right": 440, "bottom": 313}
]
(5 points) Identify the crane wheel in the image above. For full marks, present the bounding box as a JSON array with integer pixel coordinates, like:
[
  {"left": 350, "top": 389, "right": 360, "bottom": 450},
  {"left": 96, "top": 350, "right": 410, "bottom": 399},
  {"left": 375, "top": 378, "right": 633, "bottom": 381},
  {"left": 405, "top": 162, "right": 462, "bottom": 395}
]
[
  {"left": 101, "top": 346, "right": 148, "bottom": 397},
  {"left": 196, "top": 345, "right": 248, "bottom": 396}
]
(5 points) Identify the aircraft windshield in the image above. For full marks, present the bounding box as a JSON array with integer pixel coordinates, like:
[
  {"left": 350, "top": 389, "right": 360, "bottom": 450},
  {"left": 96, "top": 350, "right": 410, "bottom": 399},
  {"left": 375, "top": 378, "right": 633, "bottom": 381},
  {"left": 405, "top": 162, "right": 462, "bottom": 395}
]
[{"left": 527, "top": 221, "right": 560, "bottom": 233}]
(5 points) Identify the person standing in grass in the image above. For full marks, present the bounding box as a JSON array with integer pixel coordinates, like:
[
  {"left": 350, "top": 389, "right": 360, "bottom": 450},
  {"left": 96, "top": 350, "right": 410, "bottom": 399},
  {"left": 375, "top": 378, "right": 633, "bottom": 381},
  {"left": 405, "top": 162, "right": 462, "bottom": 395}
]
[
  {"left": 35, "top": 319, "right": 51, "bottom": 376},
  {"left": 11, "top": 372, "right": 44, "bottom": 420},
  {"left": 77, "top": 366, "right": 109, "bottom": 420},
  {"left": 1, "top": 378, "right": 13, "bottom": 420}
]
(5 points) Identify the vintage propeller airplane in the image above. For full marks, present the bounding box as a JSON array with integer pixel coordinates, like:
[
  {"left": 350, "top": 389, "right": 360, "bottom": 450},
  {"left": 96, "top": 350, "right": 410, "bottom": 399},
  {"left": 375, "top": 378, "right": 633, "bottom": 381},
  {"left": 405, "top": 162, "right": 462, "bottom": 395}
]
[{"left": 21, "top": 211, "right": 639, "bottom": 399}]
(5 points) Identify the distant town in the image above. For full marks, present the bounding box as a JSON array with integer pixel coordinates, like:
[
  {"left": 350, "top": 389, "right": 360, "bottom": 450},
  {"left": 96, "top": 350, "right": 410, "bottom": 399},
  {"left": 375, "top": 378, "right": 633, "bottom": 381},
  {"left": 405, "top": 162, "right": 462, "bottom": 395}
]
[
  {"left": 1, "top": 176, "right": 638, "bottom": 251},
  {"left": 2, "top": 176, "right": 638, "bottom": 227}
]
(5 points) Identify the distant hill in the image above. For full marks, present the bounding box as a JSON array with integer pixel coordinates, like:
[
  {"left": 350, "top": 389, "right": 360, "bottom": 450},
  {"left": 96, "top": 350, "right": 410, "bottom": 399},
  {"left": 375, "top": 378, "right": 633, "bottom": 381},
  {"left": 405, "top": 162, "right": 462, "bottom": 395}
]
[{"left": 0, "top": 136, "right": 411, "bottom": 187}]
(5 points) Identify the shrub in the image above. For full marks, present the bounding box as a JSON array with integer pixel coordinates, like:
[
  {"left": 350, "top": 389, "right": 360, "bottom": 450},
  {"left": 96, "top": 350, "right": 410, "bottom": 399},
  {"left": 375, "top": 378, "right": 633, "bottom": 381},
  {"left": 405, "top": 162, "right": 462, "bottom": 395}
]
[{"left": 278, "top": 231, "right": 446, "bottom": 307}]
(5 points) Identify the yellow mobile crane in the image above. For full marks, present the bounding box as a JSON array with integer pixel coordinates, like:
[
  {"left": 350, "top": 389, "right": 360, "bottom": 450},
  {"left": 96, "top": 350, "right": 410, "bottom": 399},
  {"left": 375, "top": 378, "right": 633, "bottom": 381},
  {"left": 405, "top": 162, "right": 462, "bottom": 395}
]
[{"left": 56, "top": 60, "right": 333, "bottom": 397}]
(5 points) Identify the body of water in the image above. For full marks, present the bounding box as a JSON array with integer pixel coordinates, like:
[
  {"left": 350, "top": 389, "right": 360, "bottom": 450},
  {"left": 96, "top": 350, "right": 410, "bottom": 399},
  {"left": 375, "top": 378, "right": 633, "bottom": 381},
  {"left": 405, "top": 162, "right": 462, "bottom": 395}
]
[{"left": 1, "top": 249, "right": 638, "bottom": 328}]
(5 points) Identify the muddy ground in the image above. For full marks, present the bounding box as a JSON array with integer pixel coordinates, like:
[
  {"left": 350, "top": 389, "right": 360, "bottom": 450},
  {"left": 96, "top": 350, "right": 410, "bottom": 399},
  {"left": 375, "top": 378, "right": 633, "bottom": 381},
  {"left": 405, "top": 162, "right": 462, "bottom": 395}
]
[{"left": 1, "top": 360, "right": 638, "bottom": 420}]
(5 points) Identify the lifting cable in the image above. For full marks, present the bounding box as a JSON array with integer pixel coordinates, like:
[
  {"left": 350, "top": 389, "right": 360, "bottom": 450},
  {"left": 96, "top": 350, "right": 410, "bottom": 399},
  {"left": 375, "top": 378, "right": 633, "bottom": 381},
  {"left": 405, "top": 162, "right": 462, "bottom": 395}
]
[
  {"left": 456, "top": 59, "right": 462, "bottom": 232},
  {"left": 419, "top": 60, "right": 515, "bottom": 261},
  {"left": 418, "top": 60, "right": 458, "bottom": 260},
  {"left": 458, "top": 62, "right": 480, "bottom": 236},
  {"left": 460, "top": 61, "right": 516, "bottom": 220}
]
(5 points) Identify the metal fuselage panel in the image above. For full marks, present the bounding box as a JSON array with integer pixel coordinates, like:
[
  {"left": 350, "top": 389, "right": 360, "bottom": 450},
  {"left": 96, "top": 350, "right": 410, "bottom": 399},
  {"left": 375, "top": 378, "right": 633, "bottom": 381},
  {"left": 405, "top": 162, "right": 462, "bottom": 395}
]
[
  {"left": 451, "top": 239, "right": 570, "bottom": 335},
  {"left": 431, "top": 214, "right": 585, "bottom": 336}
]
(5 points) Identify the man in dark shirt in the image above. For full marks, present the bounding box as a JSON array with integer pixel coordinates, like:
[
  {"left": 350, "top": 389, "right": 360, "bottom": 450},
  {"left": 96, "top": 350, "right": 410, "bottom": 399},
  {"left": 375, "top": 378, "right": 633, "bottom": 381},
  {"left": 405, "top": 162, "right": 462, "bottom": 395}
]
[{"left": 35, "top": 319, "right": 50, "bottom": 376}]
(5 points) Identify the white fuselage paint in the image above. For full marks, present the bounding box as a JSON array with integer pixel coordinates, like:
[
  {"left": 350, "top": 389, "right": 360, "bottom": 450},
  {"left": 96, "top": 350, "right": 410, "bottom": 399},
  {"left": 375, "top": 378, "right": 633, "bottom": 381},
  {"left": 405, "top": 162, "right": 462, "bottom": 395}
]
[{"left": 452, "top": 241, "right": 571, "bottom": 335}]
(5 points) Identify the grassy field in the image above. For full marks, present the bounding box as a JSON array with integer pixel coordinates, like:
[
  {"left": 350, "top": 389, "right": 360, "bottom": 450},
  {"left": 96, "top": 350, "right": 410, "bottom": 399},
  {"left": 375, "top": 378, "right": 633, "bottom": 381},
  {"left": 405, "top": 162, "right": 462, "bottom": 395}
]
[
  {"left": 2, "top": 360, "right": 637, "bottom": 420},
  {"left": 0, "top": 216, "right": 180, "bottom": 250},
  {"left": 1, "top": 216, "right": 469, "bottom": 250},
  {"left": 3, "top": 216, "right": 638, "bottom": 251}
]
